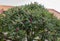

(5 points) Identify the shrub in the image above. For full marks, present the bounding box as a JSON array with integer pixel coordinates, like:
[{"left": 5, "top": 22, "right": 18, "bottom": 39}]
[{"left": 0, "top": 2, "right": 60, "bottom": 41}]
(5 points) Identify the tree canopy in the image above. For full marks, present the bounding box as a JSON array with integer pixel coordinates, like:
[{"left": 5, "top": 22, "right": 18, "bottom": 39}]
[{"left": 0, "top": 2, "right": 60, "bottom": 41}]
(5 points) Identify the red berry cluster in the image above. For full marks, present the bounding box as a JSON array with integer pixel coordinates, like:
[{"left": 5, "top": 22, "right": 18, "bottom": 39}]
[{"left": 16, "top": 28, "right": 19, "bottom": 32}]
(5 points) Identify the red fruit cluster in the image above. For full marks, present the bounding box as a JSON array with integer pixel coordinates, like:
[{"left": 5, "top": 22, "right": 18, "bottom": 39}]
[{"left": 16, "top": 28, "right": 19, "bottom": 32}]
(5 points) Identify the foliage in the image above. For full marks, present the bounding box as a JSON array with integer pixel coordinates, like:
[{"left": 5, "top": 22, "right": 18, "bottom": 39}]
[{"left": 0, "top": 2, "right": 60, "bottom": 41}]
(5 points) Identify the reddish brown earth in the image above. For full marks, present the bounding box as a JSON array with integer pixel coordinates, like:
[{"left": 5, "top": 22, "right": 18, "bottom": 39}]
[
  {"left": 48, "top": 9, "right": 60, "bottom": 19},
  {"left": 0, "top": 5, "right": 14, "bottom": 11}
]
